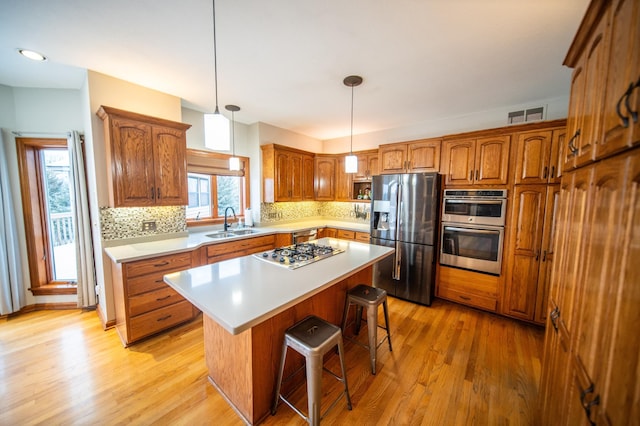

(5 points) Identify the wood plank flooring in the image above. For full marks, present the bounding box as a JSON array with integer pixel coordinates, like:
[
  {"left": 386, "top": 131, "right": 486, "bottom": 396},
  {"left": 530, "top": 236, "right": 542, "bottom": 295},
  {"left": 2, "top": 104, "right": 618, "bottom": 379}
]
[{"left": 0, "top": 298, "right": 543, "bottom": 425}]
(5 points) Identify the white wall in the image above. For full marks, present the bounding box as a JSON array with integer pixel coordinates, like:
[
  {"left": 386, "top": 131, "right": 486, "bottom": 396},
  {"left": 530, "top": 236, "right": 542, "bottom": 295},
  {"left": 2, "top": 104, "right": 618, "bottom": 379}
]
[
  {"left": 322, "top": 95, "right": 570, "bottom": 153},
  {"left": 85, "top": 70, "right": 183, "bottom": 326}
]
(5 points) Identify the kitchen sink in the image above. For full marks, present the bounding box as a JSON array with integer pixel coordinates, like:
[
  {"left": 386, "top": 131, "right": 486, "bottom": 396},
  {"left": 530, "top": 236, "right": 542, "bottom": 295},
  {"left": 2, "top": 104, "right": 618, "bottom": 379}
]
[
  {"left": 206, "top": 231, "right": 236, "bottom": 239},
  {"left": 231, "top": 229, "right": 256, "bottom": 236}
]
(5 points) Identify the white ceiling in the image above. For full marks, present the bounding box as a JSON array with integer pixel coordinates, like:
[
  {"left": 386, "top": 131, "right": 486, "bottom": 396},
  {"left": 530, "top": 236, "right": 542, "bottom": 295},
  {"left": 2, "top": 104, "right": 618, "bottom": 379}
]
[{"left": 0, "top": 0, "right": 589, "bottom": 140}]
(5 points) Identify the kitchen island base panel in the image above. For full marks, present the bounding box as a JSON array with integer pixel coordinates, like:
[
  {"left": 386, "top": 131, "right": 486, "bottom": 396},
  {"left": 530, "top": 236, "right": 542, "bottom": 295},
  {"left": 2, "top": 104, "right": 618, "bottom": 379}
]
[{"left": 203, "top": 266, "right": 372, "bottom": 425}]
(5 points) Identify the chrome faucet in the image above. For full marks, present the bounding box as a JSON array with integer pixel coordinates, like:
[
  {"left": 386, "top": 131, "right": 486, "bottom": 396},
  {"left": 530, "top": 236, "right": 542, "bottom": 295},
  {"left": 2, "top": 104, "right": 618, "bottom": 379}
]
[{"left": 224, "top": 207, "right": 236, "bottom": 231}]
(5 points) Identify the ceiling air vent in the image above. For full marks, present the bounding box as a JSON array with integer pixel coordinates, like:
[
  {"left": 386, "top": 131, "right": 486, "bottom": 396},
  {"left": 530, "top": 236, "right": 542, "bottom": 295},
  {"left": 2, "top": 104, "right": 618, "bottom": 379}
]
[{"left": 508, "top": 106, "right": 545, "bottom": 124}]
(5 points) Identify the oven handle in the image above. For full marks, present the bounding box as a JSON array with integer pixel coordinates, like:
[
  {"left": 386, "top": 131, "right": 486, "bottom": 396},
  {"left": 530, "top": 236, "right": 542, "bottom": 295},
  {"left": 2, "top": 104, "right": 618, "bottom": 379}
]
[
  {"left": 443, "top": 226, "right": 501, "bottom": 234},
  {"left": 444, "top": 199, "right": 504, "bottom": 204}
]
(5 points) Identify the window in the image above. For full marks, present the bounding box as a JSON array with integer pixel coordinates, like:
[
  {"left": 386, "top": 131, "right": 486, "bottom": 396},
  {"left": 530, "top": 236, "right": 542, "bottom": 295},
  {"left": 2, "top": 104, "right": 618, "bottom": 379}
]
[
  {"left": 16, "top": 138, "right": 78, "bottom": 295},
  {"left": 186, "top": 149, "right": 250, "bottom": 226}
]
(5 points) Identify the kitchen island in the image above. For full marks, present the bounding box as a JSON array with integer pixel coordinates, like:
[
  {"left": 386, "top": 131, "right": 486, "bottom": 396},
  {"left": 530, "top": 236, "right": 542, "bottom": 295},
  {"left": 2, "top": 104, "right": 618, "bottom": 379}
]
[{"left": 164, "top": 238, "right": 393, "bottom": 424}]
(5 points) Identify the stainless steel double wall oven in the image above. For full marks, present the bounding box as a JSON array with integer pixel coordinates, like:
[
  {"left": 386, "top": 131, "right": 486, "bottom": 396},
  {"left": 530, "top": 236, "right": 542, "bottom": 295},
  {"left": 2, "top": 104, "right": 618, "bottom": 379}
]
[{"left": 440, "top": 189, "right": 507, "bottom": 275}]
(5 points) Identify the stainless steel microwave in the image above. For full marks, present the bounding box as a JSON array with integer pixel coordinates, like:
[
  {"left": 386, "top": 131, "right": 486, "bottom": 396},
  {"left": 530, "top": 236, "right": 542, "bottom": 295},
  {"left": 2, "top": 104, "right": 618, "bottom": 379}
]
[{"left": 441, "top": 189, "right": 507, "bottom": 227}]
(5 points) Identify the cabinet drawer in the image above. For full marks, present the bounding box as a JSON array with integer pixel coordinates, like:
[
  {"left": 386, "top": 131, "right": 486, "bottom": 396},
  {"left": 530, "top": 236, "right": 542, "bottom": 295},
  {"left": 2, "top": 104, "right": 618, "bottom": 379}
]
[
  {"left": 354, "top": 231, "right": 370, "bottom": 242},
  {"left": 128, "top": 286, "right": 185, "bottom": 317},
  {"left": 438, "top": 287, "right": 497, "bottom": 312},
  {"left": 206, "top": 235, "right": 275, "bottom": 257},
  {"left": 128, "top": 300, "right": 194, "bottom": 342},
  {"left": 336, "top": 230, "right": 355, "bottom": 240},
  {"left": 127, "top": 271, "right": 168, "bottom": 296},
  {"left": 125, "top": 252, "right": 192, "bottom": 278}
]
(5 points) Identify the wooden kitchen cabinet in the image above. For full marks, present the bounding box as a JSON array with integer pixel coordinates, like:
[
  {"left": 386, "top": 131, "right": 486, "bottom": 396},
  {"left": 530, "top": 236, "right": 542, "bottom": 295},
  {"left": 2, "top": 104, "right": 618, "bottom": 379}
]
[
  {"left": 441, "top": 135, "right": 510, "bottom": 186},
  {"left": 562, "top": 7, "right": 608, "bottom": 171},
  {"left": 598, "top": 0, "right": 640, "bottom": 160},
  {"left": 111, "top": 251, "right": 199, "bottom": 346},
  {"left": 514, "top": 128, "right": 565, "bottom": 185},
  {"left": 335, "top": 156, "right": 352, "bottom": 201},
  {"left": 261, "top": 144, "right": 314, "bottom": 202},
  {"left": 539, "top": 2, "right": 640, "bottom": 423},
  {"left": 436, "top": 265, "right": 499, "bottom": 312},
  {"left": 314, "top": 155, "right": 336, "bottom": 200},
  {"left": 503, "top": 184, "right": 559, "bottom": 323},
  {"left": 354, "top": 150, "right": 379, "bottom": 180},
  {"left": 206, "top": 234, "right": 276, "bottom": 264},
  {"left": 97, "top": 106, "right": 191, "bottom": 207},
  {"left": 378, "top": 138, "right": 441, "bottom": 174}
]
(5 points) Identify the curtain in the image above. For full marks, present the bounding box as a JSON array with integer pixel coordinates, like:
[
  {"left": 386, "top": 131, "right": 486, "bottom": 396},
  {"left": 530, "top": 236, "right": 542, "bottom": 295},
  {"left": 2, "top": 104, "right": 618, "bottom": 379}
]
[
  {"left": 68, "top": 131, "right": 97, "bottom": 308},
  {"left": 0, "top": 129, "right": 25, "bottom": 315}
]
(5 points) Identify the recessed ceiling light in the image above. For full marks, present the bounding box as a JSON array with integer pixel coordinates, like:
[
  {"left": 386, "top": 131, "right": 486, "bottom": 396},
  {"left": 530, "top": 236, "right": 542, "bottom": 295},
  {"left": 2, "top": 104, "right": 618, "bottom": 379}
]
[{"left": 17, "top": 49, "right": 47, "bottom": 62}]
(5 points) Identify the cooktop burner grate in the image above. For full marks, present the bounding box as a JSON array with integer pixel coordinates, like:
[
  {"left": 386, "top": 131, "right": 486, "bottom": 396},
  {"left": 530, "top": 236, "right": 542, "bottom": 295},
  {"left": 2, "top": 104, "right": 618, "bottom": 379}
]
[{"left": 254, "top": 242, "right": 345, "bottom": 269}]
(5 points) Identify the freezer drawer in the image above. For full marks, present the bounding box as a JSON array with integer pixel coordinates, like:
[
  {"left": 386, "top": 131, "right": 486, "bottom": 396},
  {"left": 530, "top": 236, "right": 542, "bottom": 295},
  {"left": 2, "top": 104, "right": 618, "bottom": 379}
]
[{"left": 371, "top": 238, "right": 436, "bottom": 306}]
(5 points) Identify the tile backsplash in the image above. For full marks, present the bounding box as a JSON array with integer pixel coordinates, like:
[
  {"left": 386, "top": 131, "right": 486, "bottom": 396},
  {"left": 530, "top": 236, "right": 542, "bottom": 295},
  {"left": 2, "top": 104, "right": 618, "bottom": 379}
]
[
  {"left": 100, "top": 206, "right": 186, "bottom": 240},
  {"left": 260, "top": 201, "right": 371, "bottom": 223}
]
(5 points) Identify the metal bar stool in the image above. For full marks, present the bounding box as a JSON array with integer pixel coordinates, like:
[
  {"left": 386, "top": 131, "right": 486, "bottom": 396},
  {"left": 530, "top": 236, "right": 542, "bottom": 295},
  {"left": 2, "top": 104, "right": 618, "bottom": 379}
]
[
  {"left": 341, "top": 284, "right": 392, "bottom": 375},
  {"left": 272, "top": 315, "right": 352, "bottom": 425}
]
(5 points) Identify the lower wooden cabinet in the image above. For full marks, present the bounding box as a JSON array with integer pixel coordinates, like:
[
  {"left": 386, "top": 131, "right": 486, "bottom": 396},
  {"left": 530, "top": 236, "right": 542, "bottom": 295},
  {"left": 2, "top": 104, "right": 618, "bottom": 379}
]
[
  {"left": 325, "top": 228, "right": 370, "bottom": 242},
  {"left": 503, "top": 184, "right": 559, "bottom": 324},
  {"left": 111, "top": 251, "right": 199, "bottom": 347},
  {"left": 436, "top": 265, "right": 499, "bottom": 312},
  {"left": 206, "top": 234, "right": 275, "bottom": 264}
]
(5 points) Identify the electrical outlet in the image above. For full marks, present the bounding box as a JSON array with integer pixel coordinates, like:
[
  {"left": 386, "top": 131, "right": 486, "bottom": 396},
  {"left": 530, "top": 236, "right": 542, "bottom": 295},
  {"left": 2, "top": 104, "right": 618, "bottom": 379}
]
[{"left": 142, "top": 220, "right": 157, "bottom": 231}]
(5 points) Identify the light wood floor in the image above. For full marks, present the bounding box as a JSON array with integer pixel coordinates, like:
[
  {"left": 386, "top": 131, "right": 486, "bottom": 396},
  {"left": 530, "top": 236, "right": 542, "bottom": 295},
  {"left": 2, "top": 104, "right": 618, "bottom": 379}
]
[{"left": 0, "top": 298, "right": 543, "bottom": 425}]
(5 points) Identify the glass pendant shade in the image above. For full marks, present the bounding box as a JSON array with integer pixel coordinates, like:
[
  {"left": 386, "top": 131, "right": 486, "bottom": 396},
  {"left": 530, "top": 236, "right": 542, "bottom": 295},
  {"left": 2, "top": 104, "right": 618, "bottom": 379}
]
[
  {"left": 345, "top": 154, "right": 358, "bottom": 173},
  {"left": 229, "top": 156, "right": 241, "bottom": 171},
  {"left": 204, "top": 111, "right": 230, "bottom": 150}
]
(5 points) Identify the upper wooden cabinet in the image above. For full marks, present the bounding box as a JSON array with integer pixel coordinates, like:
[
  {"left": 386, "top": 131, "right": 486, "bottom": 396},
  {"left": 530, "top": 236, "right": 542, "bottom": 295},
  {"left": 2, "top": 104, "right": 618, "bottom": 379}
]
[
  {"left": 514, "top": 128, "right": 565, "bottom": 185},
  {"left": 378, "top": 139, "right": 441, "bottom": 174},
  {"left": 354, "top": 150, "right": 379, "bottom": 180},
  {"left": 314, "top": 155, "right": 335, "bottom": 201},
  {"left": 563, "top": 8, "right": 609, "bottom": 171},
  {"left": 261, "top": 144, "right": 314, "bottom": 202},
  {"left": 97, "top": 106, "right": 191, "bottom": 207},
  {"left": 599, "top": 0, "right": 640, "bottom": 160},
  {"left": 441, "top": 135, "right": 510, "bottom": 186},
  {"left": 334, "top": 156, "right": 351, "bottom": 201}
]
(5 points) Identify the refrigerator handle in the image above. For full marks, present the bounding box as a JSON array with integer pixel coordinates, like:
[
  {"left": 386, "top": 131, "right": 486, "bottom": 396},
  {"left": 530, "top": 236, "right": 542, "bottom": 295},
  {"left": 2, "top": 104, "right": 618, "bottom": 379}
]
[
  {"left": 396, "top": 183, "right": 402, "bottom": 233},
  {"left": 393, "top": 241, "right": 402, "bottom": 280}
]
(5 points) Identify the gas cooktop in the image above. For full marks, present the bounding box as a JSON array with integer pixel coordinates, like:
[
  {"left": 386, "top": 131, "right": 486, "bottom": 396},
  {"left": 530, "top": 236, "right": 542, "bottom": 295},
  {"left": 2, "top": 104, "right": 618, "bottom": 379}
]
[{"left": 254, "top": 242, "right": 345, "bottom": 270}]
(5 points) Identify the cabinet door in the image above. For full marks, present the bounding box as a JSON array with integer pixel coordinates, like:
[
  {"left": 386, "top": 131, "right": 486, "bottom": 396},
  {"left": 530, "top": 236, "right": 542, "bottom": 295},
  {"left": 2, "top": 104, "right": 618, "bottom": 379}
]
[
  {"left": 575, "top": 13, "right": 609, "bottom": 168},
  {"left": 152, "top": 125, "right": 188, "bottom": 206},
  {"left": 111, "top": 117, "right": 155, "bottom": 206},
  {"left": 504, "top": 185, "right": 546, "bottom": 320},
  {"left": 475, "top": 135, "right": 510, "bottom": 185},
  {"left": 534, "top": 185, "right": 560, "bottom": 324},
  {"left": 589, "top": 151, "right": 639, "bottom": 424},
  {"left": 302, "top": 154, "right": 315, "bottom": 200},
  {"left": 289, "top": 153, "right": 303, "bottom": 201},
  {"left": 275, "top": 151, "right": 291, "bottom": 201},
  {"left": 335, "top": 156, "right": 351, "bottom": 200},
  {"left": 514, "top": 130, "right": 553, "bottom": 185},
  {"left": 407, "top": 139, "right": 441, "bottom": 172},
  {"left": 441, "top": 139, "right": 475, "bottom": 186},
  {"left": 600, "top": 0, "right": 640, "bottom": 159},
  {"left": 549, "top": 129, "right": 565, "bottom": 184},
  {"left": 379, "top": 144, "right": 408, "bottom": 174},
  {"left": 564, "top": 65, "right": 586, "bottom": 172},
  {"left": 314, "top": 156, "right": 335, "bottom": 200},
  {"left": 355, "top": 156, "right": 369, "bottom": 180},
  {"left": 367, "top": 154, "right": 379, "bottom": 177}
]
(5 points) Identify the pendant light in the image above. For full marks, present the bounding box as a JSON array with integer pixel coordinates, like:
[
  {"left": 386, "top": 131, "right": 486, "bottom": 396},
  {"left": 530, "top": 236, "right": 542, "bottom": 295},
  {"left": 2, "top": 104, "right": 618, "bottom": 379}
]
[
  {"left": 344, "top": 75, "right": 363, "bottom": 174},
  {"left": 226, "top": 105, "right": 241, "bottom": 171},
  {"left": 204, "top": 0, "right": 230, "bottom": 150}
]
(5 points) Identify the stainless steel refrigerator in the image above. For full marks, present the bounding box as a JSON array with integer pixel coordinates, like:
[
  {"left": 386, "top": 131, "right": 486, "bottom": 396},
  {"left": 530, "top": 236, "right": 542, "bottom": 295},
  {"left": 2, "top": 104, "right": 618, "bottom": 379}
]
[{"left": 370, "top": 172, "right": 440, "bottom": 305}]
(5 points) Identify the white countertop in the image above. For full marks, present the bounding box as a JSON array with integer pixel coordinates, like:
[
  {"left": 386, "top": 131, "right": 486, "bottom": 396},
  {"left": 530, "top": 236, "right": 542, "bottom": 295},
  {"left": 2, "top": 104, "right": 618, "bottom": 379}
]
[
  {"left": 104, "top": 219, "right": 370, "bottom": 263},
  {"left": 163, "top": 238, "right": 394, "bottom": 335}
]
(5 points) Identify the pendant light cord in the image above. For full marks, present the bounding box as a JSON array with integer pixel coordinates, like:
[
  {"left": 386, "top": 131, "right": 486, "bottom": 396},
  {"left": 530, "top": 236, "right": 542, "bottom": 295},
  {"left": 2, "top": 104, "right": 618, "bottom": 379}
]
[
  {"left": 212, "top": 0, "right": 220, "bottom": 114},
  {"left": 350, "top": 83, "right": 354, "bottom": 155},
  {"left": 231, "top": 110, "right": 235, "bottom": 155}
]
